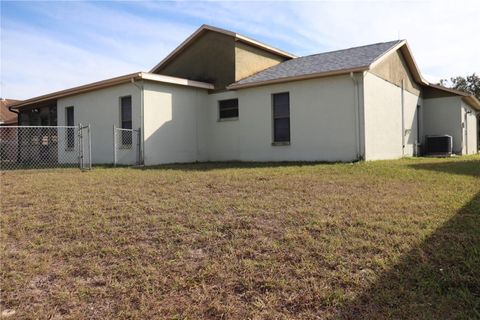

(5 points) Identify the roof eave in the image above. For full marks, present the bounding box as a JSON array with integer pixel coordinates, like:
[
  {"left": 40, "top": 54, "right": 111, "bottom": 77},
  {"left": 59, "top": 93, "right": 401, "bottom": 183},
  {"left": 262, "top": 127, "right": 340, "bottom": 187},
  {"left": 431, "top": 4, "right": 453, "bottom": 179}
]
[
  {"left": 203, "top": 25, "right": 296, "bottom": 59},
  {"left": 10, "top": 72, "right": 214, "bottom": 109},
  {"left": 227, "top": 66, "right": 369, "bottom": 90},
  {"left": 149, "top": 24, "right": 296, "bottom": 73},
  {"left": 426, "top": 83, "right": 469, "bottom": 97},
  {"left": 462, "top": 96, "right": 480, "bottom": 111},
  {"left": 9, "top": 72, "right": 144, "bottom": 109},
  {"left": 140, "top": 72, "right": 214, "bottom": 89},
  {"left": 399, "top": 42, "right": 429, "bottom": 85},
  {"left": 368, "top": 40, "right": 429, "bottom": 86},
  {"left": 234, "top": 34, "right": 297, "bottom": 59},
  {"left": 424, "top": 83, "right": 480, "bottom": 111}
]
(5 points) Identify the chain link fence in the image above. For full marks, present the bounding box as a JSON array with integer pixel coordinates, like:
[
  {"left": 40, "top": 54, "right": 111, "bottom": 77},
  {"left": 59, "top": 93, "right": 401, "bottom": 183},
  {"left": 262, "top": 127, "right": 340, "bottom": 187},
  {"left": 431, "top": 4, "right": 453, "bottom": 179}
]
[
  {"left": 113, "top": 126, "right": 141, "bottom": 166},
  {"left": 0, "top": 125, "right": 91, "bottom": 170}
]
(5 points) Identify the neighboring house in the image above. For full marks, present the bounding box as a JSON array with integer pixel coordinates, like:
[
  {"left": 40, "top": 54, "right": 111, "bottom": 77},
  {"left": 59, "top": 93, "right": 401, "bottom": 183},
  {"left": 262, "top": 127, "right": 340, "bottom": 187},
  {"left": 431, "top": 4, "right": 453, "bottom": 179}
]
[
  {"left": 0, "top": 99, "right": 19, "bottom": 126},
  {"left": 8, "top": 24, "right": 480, "bottom": 165},
  {"left": 0, "top": 99, "right": 20, "bottom": 163}
]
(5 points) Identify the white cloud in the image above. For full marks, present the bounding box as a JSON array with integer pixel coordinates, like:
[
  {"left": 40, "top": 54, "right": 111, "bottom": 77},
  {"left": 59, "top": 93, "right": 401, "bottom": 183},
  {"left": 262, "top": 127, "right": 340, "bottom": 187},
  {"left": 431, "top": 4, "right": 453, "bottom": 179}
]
[
  {"left": 1, "top": 1, "right": 479, "bottom": 99},
  {"left": 288, "top": 1, "right": 480, "bottom": 79},
  {"left": 111, "top": 0, "right": 480, "bottom": 80},
  {"left": 1, "top": 21, "right": 146, "bottom": 96},
  {"left": 0, "top": 2, "right": 196, "bottom": 99}
]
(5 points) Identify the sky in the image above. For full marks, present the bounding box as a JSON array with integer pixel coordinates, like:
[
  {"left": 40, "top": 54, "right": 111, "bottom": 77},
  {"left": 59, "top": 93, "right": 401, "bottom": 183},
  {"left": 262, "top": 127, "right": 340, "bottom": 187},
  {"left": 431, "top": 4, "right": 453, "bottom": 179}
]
[{"left": 1, "top": 0, "right": 479, "bottom": 100}]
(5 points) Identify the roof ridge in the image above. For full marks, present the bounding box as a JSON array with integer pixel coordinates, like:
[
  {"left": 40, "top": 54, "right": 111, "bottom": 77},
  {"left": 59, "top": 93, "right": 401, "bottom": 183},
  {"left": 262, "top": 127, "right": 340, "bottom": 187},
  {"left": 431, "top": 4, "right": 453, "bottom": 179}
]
[{"left": 295, "top": 40, "right": 404, "bottom": 60}]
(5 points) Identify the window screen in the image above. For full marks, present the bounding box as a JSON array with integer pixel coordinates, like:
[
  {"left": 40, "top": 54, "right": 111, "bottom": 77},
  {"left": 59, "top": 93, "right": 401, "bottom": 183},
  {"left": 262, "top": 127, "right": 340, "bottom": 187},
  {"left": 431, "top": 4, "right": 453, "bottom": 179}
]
[
  {"left": 219, "top": 99, "right": 239, "bottom": 119},
  {"left": 272, "top": 92, "right": 290, "bottom": 143},
  {"left": 120, "top": 96, "right": 132, "bottom": 145},
  {"left": 66, "top": 106, "right": 74, "bottom": 149},
  {"left": 120, "top": 96, "right": 132, "bottom": 129}
]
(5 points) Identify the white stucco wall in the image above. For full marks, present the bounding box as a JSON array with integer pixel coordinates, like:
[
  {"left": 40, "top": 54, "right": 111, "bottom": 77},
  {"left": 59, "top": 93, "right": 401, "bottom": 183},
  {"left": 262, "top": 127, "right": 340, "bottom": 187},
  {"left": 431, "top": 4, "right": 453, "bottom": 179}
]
[
  {"left": 422, "top": 96, "right": 462, "bottom": 154},
  {"left": 462, "top": 102, "right": 478, "bottom": 155},
  {"left": 143, "top": 81, "right": 209, "bottom": 165},
  {"left": 363, "top": 72, "right": 421, "bottom": 160},
  {"left": 57, "top": 83, "right": 141, "bottom": 164},
  {"left": 54, "top": 75, "right": 476, "bottom": 166},
  {"left": 205, "top": 75, "right": 359, "bottom": 162}
]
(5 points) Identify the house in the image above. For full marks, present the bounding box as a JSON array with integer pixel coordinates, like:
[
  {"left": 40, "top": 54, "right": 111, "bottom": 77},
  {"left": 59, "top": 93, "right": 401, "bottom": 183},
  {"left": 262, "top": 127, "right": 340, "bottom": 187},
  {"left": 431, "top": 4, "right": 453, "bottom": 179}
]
[
  {"left": 0, "top": 99, "right": 19, "bottom": 126},
  {"left": 423, "top": 84, "right": 479, "bottom": 155},
  {"left": 8, "top": 25, "right": 480, "bottom": 165},
  {"left": 0, "top": 99, "right": 20, "bottom": 163}
]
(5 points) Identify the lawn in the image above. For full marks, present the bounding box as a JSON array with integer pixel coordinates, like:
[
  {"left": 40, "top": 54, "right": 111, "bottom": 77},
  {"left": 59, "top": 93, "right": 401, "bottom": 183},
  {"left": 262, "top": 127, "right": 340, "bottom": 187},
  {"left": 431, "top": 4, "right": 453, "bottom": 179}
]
[{"left": 1, "top": 156, "right": 479, "bottom": 319}]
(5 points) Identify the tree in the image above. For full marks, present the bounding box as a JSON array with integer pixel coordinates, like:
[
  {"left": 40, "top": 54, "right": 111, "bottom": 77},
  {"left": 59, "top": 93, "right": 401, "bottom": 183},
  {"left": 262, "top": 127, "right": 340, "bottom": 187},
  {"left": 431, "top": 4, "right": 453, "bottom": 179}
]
[{"left": 439, "top": 73, "right": 480, "bottom": 100}]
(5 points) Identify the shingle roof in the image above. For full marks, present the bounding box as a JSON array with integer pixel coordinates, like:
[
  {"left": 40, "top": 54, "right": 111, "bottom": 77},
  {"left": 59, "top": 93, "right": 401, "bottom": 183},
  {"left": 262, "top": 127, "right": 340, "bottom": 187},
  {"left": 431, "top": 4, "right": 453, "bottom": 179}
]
[{"left": 230, "top": 40, "right": 403, "bottom": 88}]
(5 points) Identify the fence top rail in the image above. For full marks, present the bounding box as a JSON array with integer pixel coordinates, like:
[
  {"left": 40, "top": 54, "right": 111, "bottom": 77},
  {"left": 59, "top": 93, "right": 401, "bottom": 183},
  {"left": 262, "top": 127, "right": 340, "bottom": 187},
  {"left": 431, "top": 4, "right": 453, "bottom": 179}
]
[
  {"left": 0, "top": 125, "right": 80, "bottom": 129},
  {"left": 115, "top": 127, "right": 140, "bottom": 132}
]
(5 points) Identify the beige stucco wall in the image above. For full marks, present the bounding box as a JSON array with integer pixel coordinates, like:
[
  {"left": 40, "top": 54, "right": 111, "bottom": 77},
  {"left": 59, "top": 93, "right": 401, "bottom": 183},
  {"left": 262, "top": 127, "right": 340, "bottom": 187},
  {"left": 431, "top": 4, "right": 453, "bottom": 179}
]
[
  {"left": 422, "top": 96, "right": 462, "bottom": 154},
  {"left": 234, "top": 41, "right": 286, "bottom": 81},
  {"left": 156, "top": 32, "right": 236, "bottom": 89},
  {"left": 155, "top": 31, "right": 288, "bottom": 90},
  {"left": 143, "top": 81, "right": 209, "bottom": 165},
  {"left": 57, "top": 82, "right": 141, "bottom": 164},
  {"left": 205, "top": 75, "right": 359, "bottom": 162},
  {"left": 370, "top": 50, "right": 421, "bottom": 96},
  {"left": 363, "top": 72, "right": 421, "bottom": 160}
]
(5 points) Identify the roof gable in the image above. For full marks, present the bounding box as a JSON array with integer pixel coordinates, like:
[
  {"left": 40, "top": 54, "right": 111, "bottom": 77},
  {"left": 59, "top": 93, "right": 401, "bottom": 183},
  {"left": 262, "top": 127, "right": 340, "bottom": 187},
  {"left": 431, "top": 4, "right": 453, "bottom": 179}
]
[
  {"left": 370, "top": 48, "right": 421, "bottom": 95},
  {"left": 229, "top": 40, "right": 406, "bottom": 89},
  {"left": 150, "top": 25, "right": 296, "bottom": 74}
]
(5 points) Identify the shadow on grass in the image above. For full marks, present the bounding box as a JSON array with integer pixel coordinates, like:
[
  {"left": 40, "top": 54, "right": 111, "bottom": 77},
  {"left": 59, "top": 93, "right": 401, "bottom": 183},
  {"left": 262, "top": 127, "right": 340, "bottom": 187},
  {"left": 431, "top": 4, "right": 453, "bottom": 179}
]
[
  {"left": 131, "top": 161, "right": 348, "bottom": 172},
  {"left": 334, "top": 161, "right": 480, "bottom": 319},
  {"left": 408, "top": 159, "right": 480, "bottom": 177}
]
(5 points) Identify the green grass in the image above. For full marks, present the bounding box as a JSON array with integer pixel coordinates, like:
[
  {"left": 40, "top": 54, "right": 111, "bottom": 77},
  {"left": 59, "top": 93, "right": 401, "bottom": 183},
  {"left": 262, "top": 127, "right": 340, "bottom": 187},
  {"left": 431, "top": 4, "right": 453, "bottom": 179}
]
[{"left": 1, "top": 156, "right": 479, "bottom": 319}]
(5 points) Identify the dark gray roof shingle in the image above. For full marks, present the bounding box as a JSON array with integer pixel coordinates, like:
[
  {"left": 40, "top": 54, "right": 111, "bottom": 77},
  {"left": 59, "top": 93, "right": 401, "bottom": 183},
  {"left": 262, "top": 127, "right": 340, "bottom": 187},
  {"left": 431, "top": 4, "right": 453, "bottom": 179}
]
[{"left": 232, "top": 40, "right": 403, "bottom": 87}]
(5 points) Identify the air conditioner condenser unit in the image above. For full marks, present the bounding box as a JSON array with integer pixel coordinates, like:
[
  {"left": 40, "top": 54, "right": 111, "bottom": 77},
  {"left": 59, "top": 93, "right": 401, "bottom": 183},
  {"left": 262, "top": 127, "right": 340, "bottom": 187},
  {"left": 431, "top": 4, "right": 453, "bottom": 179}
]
[{"left": 425, "top": 135, "right": 453, "bottom": 156}]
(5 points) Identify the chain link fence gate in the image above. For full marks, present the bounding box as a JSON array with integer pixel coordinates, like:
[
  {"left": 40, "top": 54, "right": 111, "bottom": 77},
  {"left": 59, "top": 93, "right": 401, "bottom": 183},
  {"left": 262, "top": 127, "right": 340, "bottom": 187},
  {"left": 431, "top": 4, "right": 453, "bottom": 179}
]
[
  {"left": 0, "top": 125, "right": 91, "bottom": 170},
  {"left": 113, "top": 126, "right": 141, "bottom": 166}
]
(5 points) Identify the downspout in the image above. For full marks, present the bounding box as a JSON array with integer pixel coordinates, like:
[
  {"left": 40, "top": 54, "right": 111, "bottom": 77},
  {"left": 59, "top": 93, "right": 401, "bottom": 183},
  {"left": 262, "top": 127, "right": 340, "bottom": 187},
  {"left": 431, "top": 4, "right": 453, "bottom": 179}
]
[
  {"left": 401, "top": 79, "right": 405, "bottom": 157},
  {"left": 7, "top": 104, "right": 20, "bottom": 125},
  {"left": 8, "top": 106, "right": 19, "bottom": 115},
  {"left": 8, "top": 105, "right": 20, "bottom": 125},
  {"left": 131, "top": 78, "right": 145, "bottom": 165},
  {"left": 465, "top": 109, "right": 472, "bottom": 155},
  {"left": 195, "top": 89, "right": 200, "bottom": 162},
  {"left": 350, "top": 72, "right": 361, "bottom": 160}
]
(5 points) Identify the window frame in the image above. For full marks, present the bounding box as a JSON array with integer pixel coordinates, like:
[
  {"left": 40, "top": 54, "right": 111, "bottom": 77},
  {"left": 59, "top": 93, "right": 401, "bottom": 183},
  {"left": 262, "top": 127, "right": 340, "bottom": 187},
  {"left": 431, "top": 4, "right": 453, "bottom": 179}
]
[
  {"left": 271, "top": 92, "right": 291, "bottom": 145},
  {"left": 119, "top": 95, "right": 133, "bottom": 148},
  {"left": 65, "top": 106, "right": 75, "bottom": 150},
  {"left": 218, "top": 98, "right": 239, "bottom": 121}
]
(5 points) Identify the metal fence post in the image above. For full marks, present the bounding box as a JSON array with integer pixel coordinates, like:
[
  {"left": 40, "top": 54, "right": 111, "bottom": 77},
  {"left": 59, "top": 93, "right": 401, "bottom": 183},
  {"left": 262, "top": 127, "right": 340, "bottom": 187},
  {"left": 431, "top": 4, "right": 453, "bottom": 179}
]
[
  {"left": 137, "top": 128, "right": 141, "bottom": 165},
  {"left": 88, "top": 124, "right": 92, "bottom": 170},
  {"left": 78, "top": 123, "right": 83, "bottom": 170},
  {"left": 113, "top": 124, "right": 117, "bottom": 167}
]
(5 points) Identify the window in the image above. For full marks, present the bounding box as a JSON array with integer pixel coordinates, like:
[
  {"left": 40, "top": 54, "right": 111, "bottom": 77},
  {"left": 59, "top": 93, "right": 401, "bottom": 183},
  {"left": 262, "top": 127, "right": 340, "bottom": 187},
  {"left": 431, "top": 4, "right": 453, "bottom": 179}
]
[
  {"left": 66, "top": 106, "right": 74, "bottom": 149},
  {"left": 120, "top": 96, "right": 132, "bottom": 145},
  {"left": 219, "top": 99, "right": 239, "bottom": 120},
  {"left": 272, "top": 92, "right": 290, "bottom": 144}
]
